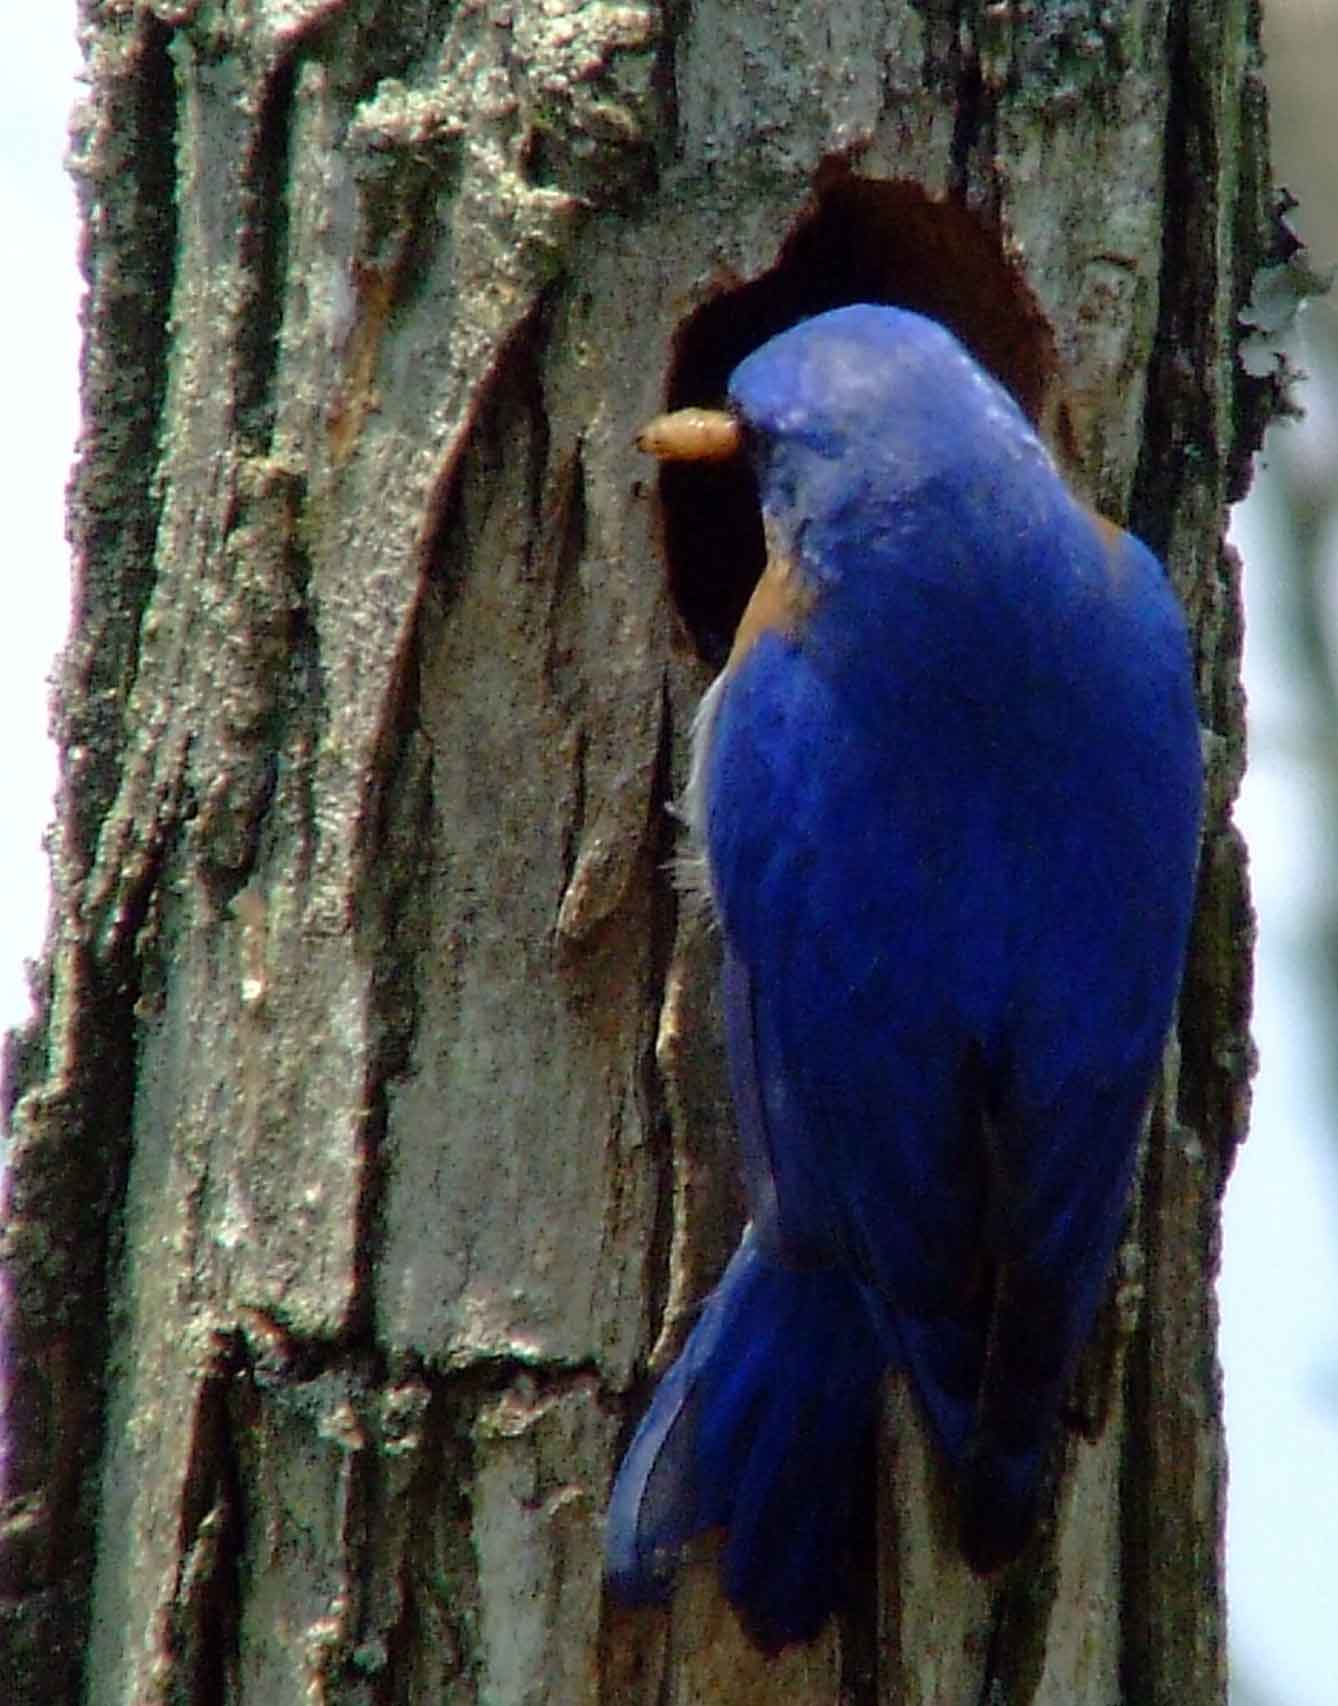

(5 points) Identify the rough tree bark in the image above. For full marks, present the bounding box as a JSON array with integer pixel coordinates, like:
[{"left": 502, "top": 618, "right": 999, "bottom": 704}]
[{"left": 2, "top": 2, "right": 1276, "bottom": 1702}]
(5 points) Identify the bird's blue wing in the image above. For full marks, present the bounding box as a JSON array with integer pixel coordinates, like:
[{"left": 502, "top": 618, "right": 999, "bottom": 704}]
[
  {"left": 703, "top": 518, "right": 1202, "bottom": 1554},
  {"left": 706, "top": 628, "right": 994, "bottom": 1454}
]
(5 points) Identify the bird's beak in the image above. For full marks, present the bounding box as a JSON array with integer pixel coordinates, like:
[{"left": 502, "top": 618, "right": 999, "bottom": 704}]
[{"left": 636, "top": 408, "right": 742, "bottom": 462}]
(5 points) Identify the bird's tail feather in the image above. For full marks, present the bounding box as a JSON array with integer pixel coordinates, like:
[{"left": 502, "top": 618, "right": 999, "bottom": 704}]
[{"left": 605, "top": 1229, "right": 888, "bottom": 1650}]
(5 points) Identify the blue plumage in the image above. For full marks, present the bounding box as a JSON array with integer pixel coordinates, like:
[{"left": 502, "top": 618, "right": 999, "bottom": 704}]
[{"left": 607, "top": 305, "right": 1204, "bottom": 1649}]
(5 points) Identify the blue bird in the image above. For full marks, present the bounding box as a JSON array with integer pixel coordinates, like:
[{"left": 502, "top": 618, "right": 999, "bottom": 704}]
[{"left": 606, "top": 304, "right": 1204, "bottom": 1651}]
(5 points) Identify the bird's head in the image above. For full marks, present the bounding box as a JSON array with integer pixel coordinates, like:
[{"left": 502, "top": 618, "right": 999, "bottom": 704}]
[{"left": 639, "top": 305, "right": 1054, "bottom": 606}]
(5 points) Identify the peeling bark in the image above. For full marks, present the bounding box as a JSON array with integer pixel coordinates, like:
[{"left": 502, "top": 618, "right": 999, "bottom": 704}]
[{"left": 2, "top": 2, "right": 1275, "bottom": 1701}]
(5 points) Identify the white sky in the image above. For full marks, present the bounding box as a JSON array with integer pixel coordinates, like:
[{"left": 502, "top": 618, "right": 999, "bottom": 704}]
[
  {"left": 4, "top": 16, "right": 1336, "bottom": 1706},
  {"left": 0, "top": 17, "right": 81, "bottom": 1032},
  {"left": 1224, "top": 464, "right": 1338, "bottom": 1706}
]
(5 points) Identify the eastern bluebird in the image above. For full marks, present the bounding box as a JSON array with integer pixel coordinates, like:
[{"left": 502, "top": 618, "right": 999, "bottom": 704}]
[{"left": 606, "top": 304, "right": 1204, "bottom": 1651}]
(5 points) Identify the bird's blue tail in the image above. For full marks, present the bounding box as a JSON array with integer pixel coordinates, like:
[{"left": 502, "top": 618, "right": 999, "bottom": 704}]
[{"left": 605, "top": 1228, "right": 888, "bottom": 1650}]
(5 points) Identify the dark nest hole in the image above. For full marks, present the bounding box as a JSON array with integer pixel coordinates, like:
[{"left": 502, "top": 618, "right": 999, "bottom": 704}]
[{"left": 656, "top": 172, "right": 1058, "bottom": 667}]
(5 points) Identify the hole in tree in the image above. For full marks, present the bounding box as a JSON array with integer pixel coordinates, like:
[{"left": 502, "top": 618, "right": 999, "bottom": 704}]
[{"left": 657, "top": 169, "right": 1058, "bottom": 666}]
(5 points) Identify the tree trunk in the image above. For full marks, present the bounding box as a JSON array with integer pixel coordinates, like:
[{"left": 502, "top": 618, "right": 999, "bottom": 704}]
[{"left": 2, "top": 2, "right": 1275, "bottom": 1701}]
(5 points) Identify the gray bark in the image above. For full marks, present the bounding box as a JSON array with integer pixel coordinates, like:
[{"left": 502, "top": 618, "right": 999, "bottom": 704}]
[{"left": 2, "top": 2, "right": 1274, "bottom": 1702}]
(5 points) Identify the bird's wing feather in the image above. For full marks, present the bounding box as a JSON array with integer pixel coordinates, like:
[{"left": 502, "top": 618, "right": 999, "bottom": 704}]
[{"left": 703, "top": 576, "right": 1200, "bottom": 1503}]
